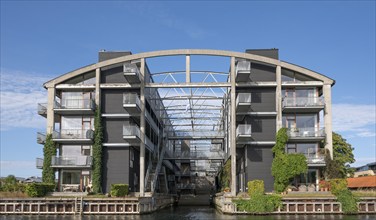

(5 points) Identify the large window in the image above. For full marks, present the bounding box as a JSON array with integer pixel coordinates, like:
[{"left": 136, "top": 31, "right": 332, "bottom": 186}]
[
  {"left": 287, "top": 143, "right": 318, "bottom": 157},
  {"left": 62, "top": 171, "right": 80, "bottom": 184},
  {"left": 282, "top": 114, "right": 317, "bottom": 129}
]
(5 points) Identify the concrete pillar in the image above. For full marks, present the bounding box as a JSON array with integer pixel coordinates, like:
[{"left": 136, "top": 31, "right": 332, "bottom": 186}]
[
  {"left": 276, "top": 65, "right": 282, "bottom": 130},
  {"left": 46, "top": 87, "right": 55, "bottom": 134},
  {"left": 95, "top": 68, "right": 101, "bottom": 106},
  {"left": 230, "top": 57, "right": 237, "bottom": 196},
  {"left": 186, "top": 55, "right": 190, "bottom": 83},
  {"left": 323, "top": 84, "right": 333, "bottom": 159},
  {"left": 140, "top": 58, "right": 146, "bottom": 196}
]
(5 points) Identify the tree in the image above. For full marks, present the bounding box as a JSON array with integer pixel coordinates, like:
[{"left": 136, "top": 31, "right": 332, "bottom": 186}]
[
  {"left": 42, "top": 134, "right": 56, "bottom": 184},
  {"left": 92, "top": 105, "right": 103, "bottom": 193},
  {"left": 324, "top": 132, "right": 355, "bottom": 179}
]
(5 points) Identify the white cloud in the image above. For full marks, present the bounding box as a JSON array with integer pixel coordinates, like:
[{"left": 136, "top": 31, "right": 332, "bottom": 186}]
[
  {"left": 0, "top": 68, "right": 49, "bottom": 130},
  {"left": 332, "top": 103, "right": 376, "bottom": 137}
]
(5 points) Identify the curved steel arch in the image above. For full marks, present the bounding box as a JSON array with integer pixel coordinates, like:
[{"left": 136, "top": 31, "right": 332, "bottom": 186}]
[{"left": 44, "top": 49, "right": 334, "bottom": 87}]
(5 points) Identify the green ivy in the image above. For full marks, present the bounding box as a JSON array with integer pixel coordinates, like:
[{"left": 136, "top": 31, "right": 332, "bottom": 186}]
[
  {"left": 234, "top": 180, "right": 281, "bottom": 213},
  {"left": 219, "top": 158, "right": 231, "bottom": 190},
  {"left": 336, "top": 189, "right": 359, "bottom": 214},
  {"left": 271, "top": 128, "right": 308, "bottom": 193},
  {"left": 42, "top": 134, "right": 56, "bottom": 184},
  {"left": 92, "top": 105, "right": 103, "bottom": 194}
]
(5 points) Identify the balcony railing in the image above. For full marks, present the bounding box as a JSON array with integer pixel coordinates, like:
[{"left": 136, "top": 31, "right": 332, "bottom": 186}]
[
  {"left": 124, "top": 63, "right": 141, "bottom": 74},
  {"left": 53, "top": 129, "right": 94, "bottom": 139},
  {"left": 236, "top": 60, "right": 251, "bottom": 73},
  {"left": 37, "top": 132, "right": 46, "bottom": 144},
  {"left": 38, "top": 103, "right": 47, "bottom": 115},
  {"left": 123, "top": 124, "right": 141, "bottom": 138},
  {"left": 55, "top": 99, "right": 95, "bottom": 109},
  {"left": 282, "top": 97, "right": 324, "bottom": 108},
  {"left": 36, "top": 158, "right": 44, "bottom": 169},
  {"left": 236, "top": 93, "right": 252, "bottom": 106},
  {"left": 51, "top": 156, "right": 93, "bottom": 167},
  {"left": 123, "top": 93, "right": 141, "bottom": 106},
  {"left": 287, "top": 127, "right": 325, "bottom": 138},
  {"left": 236, "top": 124, "right": 252, "bottom": 136},
  {"left": 306, "top": 155, "right": 326, "bottom": 165}
]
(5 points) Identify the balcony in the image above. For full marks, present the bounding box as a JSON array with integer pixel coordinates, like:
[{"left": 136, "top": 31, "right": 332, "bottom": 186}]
[
  {"left": 52, "top": 129, "right": 94, "bottom": 144},
  {"left": 51, "top": 156, "right": 93, "bottom": 168},
  {"left": 235, "top": 60, "right": 251, "bottom": 82},
  {"left": 236, "top": 93, "right": 252, "bottom": 112},
  {"left": 306, "top": 155, "right": 326, "bottom": 167},
  {"left": 36, "top": 158, "right": 44, "bottom": 169},
  {"left": 54, "top": 99, "right": 95, "bottom": 115},
  {"left": 123, "top": 93, "right": 141, "bottom": 114},
  {"left": 37, "top": 132, "right": 46, "bottom": 144},
  {"left": 123, "top": 63, "right": 141, "bottom": 83},
  {"left": 282, "top": 97, "right": 325, "bottom": 113},
  {"left": 168, "top": 130, "right": 225, "bottom": 140},
  {"left": 38, "top": 103, "right": 47, "bottom": 117},
  {"left": 123, "top": 124, "right": 141, "bottom": 141},
  {"left": 287, "top": 127, "right": 325, "bottom": 142},
  {"left": 236, "top": 124, "right": 252, "bottom": 141}
]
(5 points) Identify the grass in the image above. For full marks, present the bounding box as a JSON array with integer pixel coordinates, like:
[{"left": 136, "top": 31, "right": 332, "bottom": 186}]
[
  {"left": 352, "top": 190, "right": 376, "bottom": 197},
  {"left": 0, "top": 191, "right": 28, "bottom": 198}
]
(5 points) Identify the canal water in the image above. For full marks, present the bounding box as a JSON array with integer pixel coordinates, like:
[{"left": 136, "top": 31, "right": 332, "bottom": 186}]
[{"left": 1, "top": 206, "right": 374, "bottom": 220}]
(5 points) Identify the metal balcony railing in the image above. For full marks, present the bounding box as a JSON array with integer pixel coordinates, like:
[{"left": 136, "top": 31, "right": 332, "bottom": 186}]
[
  {"left": 124, "top": 63, "right": 140, "bottom": 74},
  {"left": 53, "top": 129, "right": 94, "bottom": 139},
  {"left": 169, "top": 130, "right": 224, "bottom": 138},
  {"left": 236, "top": 60, "right": 251, "bottom": 73},
  {"left": 38, "top": 103, "right": 47, "bottom": 115},
  {"left": 306, "top": 155, "right": 326, "bottom": 165},
  {"left": 123, "top": 93, "right": 141, "bottom": 106},
  {"left": 51, "top": 156, "right": 93, "bottom": 167},
  {"left": 282, "top": 97, "right": 324, "bottom": 108},
  {"left": 36, "top": 158, "right": 44, "bottom": 169},
  {"left": 287, "top": 127, "right": 325, "bottom": 138},
  {"left": 55, "top": 99, "right": 95, "bottom": 109},
  {"left": 236, "top": 124, "right": 252, "bottom": 136},
  {"left": 236, "top": 93, "right": 252, "bottom": 106},
  {"left": 123, "top": 124, "right": 141, "bottom": 138},
  {"left": 37, "top": 132, "right": 46, "bottom": 144}
]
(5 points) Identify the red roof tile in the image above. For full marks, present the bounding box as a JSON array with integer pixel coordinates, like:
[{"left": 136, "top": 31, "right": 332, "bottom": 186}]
[{"left": 347, "top": 176, "right": 376, "bottom": 188}]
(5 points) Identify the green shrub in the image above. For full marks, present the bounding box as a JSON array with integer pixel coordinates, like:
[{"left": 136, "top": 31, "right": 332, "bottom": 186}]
[
  {"left": 92, "top": 106, "right": 103, "bottom": 194},
  {"left": 25, "top": 183, "right": 54, "bottom": 197},
  {"left": 247, "top": 180, "right": 264, "bottom": 196},
  {"left": 336, "top": 189, "right": 359, "bottom": 214},
  {"left": 330, "top": 178, "right": 348, "bottom": 194},
  {"left": 110, "top": 184, "right": 129, "bottom": 197},
  {"left": 234, "top": 194, "right": 281, "bottom": 213}
]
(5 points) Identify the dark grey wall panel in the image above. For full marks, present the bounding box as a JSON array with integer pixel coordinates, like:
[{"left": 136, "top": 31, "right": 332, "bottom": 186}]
[
  {"left": 250, "top": 63, "right": 276, "bottom": 82},
  {"left": 246, "top": 145, "right": 274, "bottom": 192},
  {"left": 251, "top": 88, "right": 276, "bottom": 112},
  {"left": 103, "top": 118, "right": 128, "bottom": 143},
  {"left": 103, "top": 147, "right": 129, "bottom": 193},
  {"left": 98, "top": 51, "right": 132, "bottom": 62},
  {"left": 128, "top": 147, "right": 140, "bottom": 192},
  {"left": 243, "top": 116, "right": 276, "bottom": 141},
  {"left": 101, "top": 66, "right": 127, "bottom": 83},
  {"left": 102, "top": 89, "right": 137, "bottom": 114}
]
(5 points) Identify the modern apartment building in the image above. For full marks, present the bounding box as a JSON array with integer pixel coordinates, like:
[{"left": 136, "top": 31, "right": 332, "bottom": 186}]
[{"left": 36, "top": 49, "right": 334, "bottom": 195}]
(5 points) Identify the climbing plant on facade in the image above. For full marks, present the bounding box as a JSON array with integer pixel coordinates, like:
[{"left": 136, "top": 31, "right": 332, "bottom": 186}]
[
  {"left": 42, "top": 134, "right": 56, "bottom": 184},
  {"left": 271, "top": 128, "right": 308, "bottom": 193},
  {"left": 219, "top": 158, "right": 231, "bottom": 191},
  {"left": 92, "top": 105, "right": 103, "bottom": 194}
]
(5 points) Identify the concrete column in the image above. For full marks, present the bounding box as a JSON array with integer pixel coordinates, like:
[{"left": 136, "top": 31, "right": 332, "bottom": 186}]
[
  {"left": 95, "top": 68, "right": 101, "bottom": 106},
  {"left": 230, "top": 57, "right": 237, "bottom": 196},
  {"left": 186, "top": 55, "right": 190, "bottom": 83},
  {"left": 46, "top": 87, "right": 55, "bottom": 134},
  {"left": 276, "top": 65, "right": 282, "bottom": 130},
  {"left": 323, "top": 84, "right": 333, "bottom": 159},
  {"left": 140, "top": 58, "right": 146, "bottom": 196}
]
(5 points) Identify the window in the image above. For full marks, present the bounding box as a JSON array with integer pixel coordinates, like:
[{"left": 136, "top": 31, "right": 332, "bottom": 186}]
[
  {"left": 130, "top": 149, "right": 134, "bottom": 168},
  {"left": 62, "top": 171, "right": 80, "bottom": 184}
]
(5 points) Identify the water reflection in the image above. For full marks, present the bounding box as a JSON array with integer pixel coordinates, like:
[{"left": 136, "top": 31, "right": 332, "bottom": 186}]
[{"left": 1, "top": 206, "right": 374, "bottom": 220}]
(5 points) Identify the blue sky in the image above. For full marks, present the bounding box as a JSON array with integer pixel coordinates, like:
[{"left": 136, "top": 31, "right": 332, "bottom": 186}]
[{"left": 1, "top": 1, "right": 375, "bottom": 177}]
